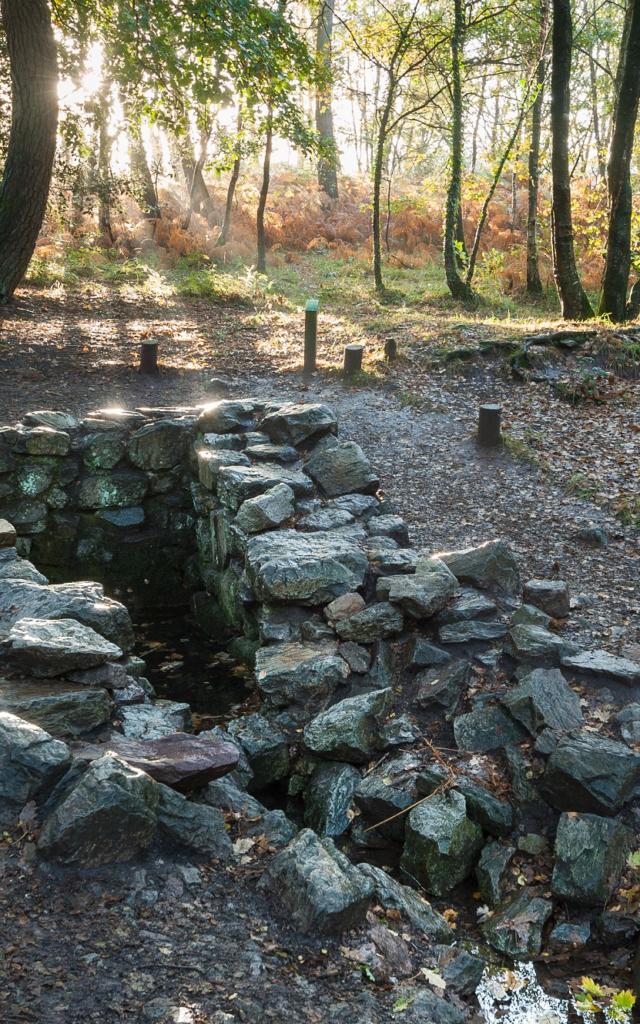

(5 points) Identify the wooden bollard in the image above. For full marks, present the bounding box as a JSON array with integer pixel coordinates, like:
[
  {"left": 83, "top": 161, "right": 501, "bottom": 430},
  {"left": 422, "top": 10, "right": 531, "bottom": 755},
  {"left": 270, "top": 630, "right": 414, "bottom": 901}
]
[
  {"left": 139, "top": 340, "right": 159, "bottom": 375},
  {"left": 384, "top": 337, "right": 398, "bottom": 361},
  {"left": 304, "top": 299, "right": 319, "bottom": 375},
  {"left": 478, "top": 403, "right": 502, "bottom": 446},
  {"left": 343, "top": 343, "right": 364, "bottom": 378}
]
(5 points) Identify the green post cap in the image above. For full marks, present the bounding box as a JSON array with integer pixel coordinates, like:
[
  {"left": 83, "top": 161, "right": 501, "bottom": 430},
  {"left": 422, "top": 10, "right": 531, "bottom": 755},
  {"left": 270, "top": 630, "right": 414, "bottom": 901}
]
[{"left": 305, "top": 298, "right": 320, "bottom": 313}]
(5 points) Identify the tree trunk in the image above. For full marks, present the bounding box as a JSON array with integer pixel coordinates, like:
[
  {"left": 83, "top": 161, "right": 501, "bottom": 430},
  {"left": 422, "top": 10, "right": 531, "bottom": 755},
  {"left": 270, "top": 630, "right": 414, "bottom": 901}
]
[
  {"left": 443, "top": 0, "right": 474, "bottom": 301},
  {"left": 599, "top": 0, "right": 640, "bottom": 320},
  {"left": 550, "top": 0, "right": 593, "bottom": 319},
  {"left": 372, "top": 82, "right": 394, "bottom": 292},
  {"left": 315, "top": 0, "right": 339, "bottom": 199},
  {"left": 128, "top": 118, "right": 160, "bottom": 219},
  {"left": 180, "top": 135, "right": 215, "bottom": 226},
  {"left": 526, "top": 0, "right": 548, "bottom": 295},
  {"left": 97, "top": 82, "right": 115, "bottom": 244},
  {"left": 471, "top": 73, "right": 487, "bottom": 173},
  {"left": 256, "top": 112, "right": 273, "bottom": 274},
  {"left": 0, "top": 0, "right": 58, "bottom": 302},
  {"left": 216, "top": 150, "right": 241, "bottom": 247},
  {"left": 589, "top": 51, "right": 606, "bottom": 181}
]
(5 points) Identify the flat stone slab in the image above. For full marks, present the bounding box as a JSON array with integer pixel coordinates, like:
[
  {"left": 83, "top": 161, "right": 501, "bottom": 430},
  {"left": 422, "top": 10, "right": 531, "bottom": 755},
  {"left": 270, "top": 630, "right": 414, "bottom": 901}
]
[
  {"left": 0, "top": 548, "right": 48, "bottom": 583},
  {"left": 259, "top": 403, "right": 337, "bottom": 445},
  {"left": 119, "top": 700, "right": 192, "bottom": 740},
  {"left": 505, "top": 625, "right": 580, "bottom": 665},
  {"left": 561, "top": 650, "right": 640, "bottom": 686},
  {"left": 246, "top": 528, "right": 367, "bottom": 605},
  {"left": 541, "top": 731, "right": 640, "bottom": 814},
  {"left": 0, "top": 679, "right": 112, "bottom": 737},
  {"left": 0, "top": 579, "right": 133, "bottom": 650},
  {"left": 6, "top": 618, "right": 123, "bottom": 677},
  {"left": 218, "top": 463, "right": 314, "bottom": 510},
  {"left": 439, "top": 619, "right": 508, "bottom": 644}
]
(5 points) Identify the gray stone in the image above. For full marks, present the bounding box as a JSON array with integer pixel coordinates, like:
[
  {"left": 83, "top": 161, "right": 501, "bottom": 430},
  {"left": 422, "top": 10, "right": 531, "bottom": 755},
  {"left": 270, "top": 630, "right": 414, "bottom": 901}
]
[
  {"left": 197, "top": 449, "right": 250, "bottom": 489},
  {"left": 119, "top": 700, "right": 192, "bottom": 740},
  {"left": 481, "top": 890, "right": 552, "bottom": 959},
  {"left": 440, "top": 540, "right": 520, "bottom": 594},
  {"left": 394, "top": 988, "right": 465, "bottom": 1024},
  {"left": 218, "top": 463, "right": 314, "bottom": 510},
  {"left": 68, "top": 662, "right": 131, "bottom": 689},
  {"left": 259, "top": 402, "right": 337, "bottom": 445},
  {"left": 258, "top": 604, "right": 309, "bottom": 643},
  {"left": 95, "top": 507, "right": 145, "bottom": 528},
  {"left": 305, "top": 441, "right": 379, "bottom": 497},
  {"left": 0, "top": 711, "right": 71, "bottom": 824},
  {"left": 246, "top": 442, "right": 299, "bottom": 464},
  {"left": 23, "top": 410, "right": 79, "bottom": 431},
  {"left": 358, "top": 863, "right": 452, "bottom": 941},
  {"left": 0, "top": 548, "right": 47, "bottom": 583},
  {"left": 227, "top": 713, "right": 289, "bottom": 790},
  {"left": 324, "top": 592, "right": 365, "bottom": 623},
  {"left": 541, "top": 731, "right": 640, "bottom": 814},
  {"left": 416, "top": 765, "right": 513, "bottom": 836},
  {"left": 551, "top": 812, "right": 631, "bottom": 905},
  {"left": 505, "top": 625, "right": 580, "bottom": 665},
  {"left": 330, "top": 493, "right": 379, "bottom": 517},
  {"left": 549, "top": 921, "right": 592, "bottom": 949},
  {"left": 370, "top": 549, "right": 419, "bottom": 575},
  {"left": 367, "top": 515, "right": 409, "bottom": 545},
  {"left": 128, "top": 420, "right": 188, "bottom": 470},
  {"left": 82, "top": 431, "right": 126, "bottom": 471},
  {"left": 300, "top": 615, "right": 335, "bottom": 642},
  {"left": 203, "top": 376, "right": 232, "bottom": 396},
  {"left": 235, "top": 483, "right": 295, "bottom": 534},
  {"left": 439, "top": 620, "right": 508, "bottom": 644},
  {"left": 78, "top": 471, "right": 148, "bottom": 509},
  {"left": 23, "top": 427, "right": 70, "bottom": 456},
  {"left": 415, "top": 660, "right": 470, "bottom": 713},
  {"left": 0, "top": 680, "right": 112, "bottom": 737},
  {"left": 303, "top": 688, "right": 392, "bottom": 763},
  {"left": 246, "top": 529, "right": 367, "bottom": 605},
  {"left": 512, "top": 604, "right": 552, "bottom": 629},
  {"left": 200, "top": 431, "right": 244, "bottom": 450},
  {"left": 561, "top": 650, "right": 640, "bottom": 686},
  {"left": 354, "top": 753, "right": 419, "bottom": 840},
  {"left": 297, "top": 507, "right": 355, "bottom": 532},
  {"left": 197, "top": 400, "right": 256, "bottom": 433},
  {"left": 523, "top": 579, "right": 570, "bottom": 618},
  {"left": 15, "top": 459, "right": 55, "bottom": 497},
  {"left": 0, "top": 518, "right": 17, "bottom": 547},
  {"left": 303, "top": 762, "right": 361, "bottom": 836},
  {"left": 575, "top": 526, "right": 609, "bottom": 547},
  {"left": 95, "top": 732, "right": 240, "bottom": 791},
  {"left": 436, "top": 947, "right": 485, "bottom": 996},
  {"left": 476, "top": 841, "right": 515, "bottom": 905},
  {"left": 255, "top": 642, "right": 350, "bottom": 716},
  {"left": 437, "top": 589, "right": 497, "bottom": 624},
  {"left": 615, "top": 704, "right": 640, "bottom": 744},
  {"left": 400, "top": 791, "right": 483, "bottom": 895},
  {"left": 383, "top": 570, "right": 457, "bottom": 620},
  {"left": 453, "top": 705, "right": 527, "bottom": 752},
  {"left": 6, "top": 618, "right": 123, "bottom": 676},
  {"left": 335, "top": 602, "right": 404, "bottom": 642},
  {"left": 408, "top": 638, "right": 452, "bottom": 670},
  {"left": 37, "top": 753, "right": 159, "bottom": 866},
  {"left": 263, "top": 828, "right": 373, "bottom": 933},
  {"left": 501, "top": 668, "right": 583, "bottom": 735},
  {"left": 338, "top": 641, "right": 370, "bottom": 674},
  {"left": 156, "top": 785, "right": 232, "bottom": 859}
]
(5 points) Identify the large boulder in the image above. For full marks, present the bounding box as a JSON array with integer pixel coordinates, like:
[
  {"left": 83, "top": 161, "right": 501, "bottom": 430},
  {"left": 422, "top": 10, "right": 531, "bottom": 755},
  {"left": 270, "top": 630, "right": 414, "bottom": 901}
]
[
  {"left": 541, "top": 731, "right": 640, "bottom": 814},
  {"left": 303, "top": 761, "right": 361, "bottom": 837},
  {"left": 0, "top": 547, "right": 48, "bottom": 584},
  {"left": 226, "top": 713, "right": 289, "bottom": 789},
  {"left": 500, "top": 668, "right": 583, "bottom": 735},
  {"left": 305, "top": 440, "right": 379, "bottom": 497},
  {"left": 354, "top": 753, "right": 419, "bottom": 840},
  {"left": 119, "top": 700, "right": 192, "bottom": 740},
  {"left": 5, "top": 618, "right": 123, "bottom": 677},
  {"left": 78, "top": 470, "right": 148, "bottom": 509},
  {"left": 246, "top": 529, "right": 367, "bottom": 605},
  {"left": 255, "top": 642, "right": 350, "bottom": 717},
  {"left": 197, "top": 399, "right": 256, "bottom": 433},
  {"left": 481, "top": 890, "right": 552, "bottom": 958},
  {"left": 303, "top": 689, "right": 392, "bottom": 763},
  {"left": 197, "top": 449, "right": 249, "bottom": 490},
  {"left": 453, "top": 705, "right": 527, "bottom": 752},
  {"left": 235, "top": 483, "right": 295, "bottom": 534},
  {"left": 217, "top": 463, "right": 313, "bottom": 511},
  {"left": 0, "top": 711, "right": 71, "bottom": 824},
  {"left": 259, "top": 403, "right": 337, "bottom": 445},
  {"left": 128, "top": 419, "right": 189, "bottom": 470},
  {"left": 383, "top": 569, "right": 457, "bottom": 620},
  {"left": 335, "top": 602, "right": 404, "bottom": 642},
  {"left": 98, "top": 732, "right": 240, "bottom": 791},
  {"left": 505, "top": 625, "right": 580, "bottom": 665},
  {"left": 417, "top": 765, "right": 513, "bottom": 836},
  {"left": 415, "top": 660, "right": 470, "bottom": 713},
  {"left": 523, "top": 579, "right": 570, "bottom": 618},
  {"left": 551, "top": 812, "right": 631, "bottom": 905},
  {"left": 263, "top": 828, "right": 373, "bottom": 933},
  {"left": 400, "top": 791, "right": 483, "bottom": 895},
  {"left": 0, "top": 578, "right": 134, "bottom": 650},
  {"left": 439, "top": 540, "right": 520, "bottom": 594},
  {"left": 358, "top": 863, "right": 453, "bottom": 941},
  {"left": 0, "top": 679, "right": 112, "bottom": 736},
  {"left": 37, "top": 753, "right": 159, "bottom": 866},
  {"left": 156, "top": 785, "right": 233, "bottom": 858}
]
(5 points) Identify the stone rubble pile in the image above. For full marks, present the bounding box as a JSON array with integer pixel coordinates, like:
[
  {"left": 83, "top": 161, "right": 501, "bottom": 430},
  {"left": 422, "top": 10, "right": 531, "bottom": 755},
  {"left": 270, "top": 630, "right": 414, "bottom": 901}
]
[{"left": 1, "top": 399, "right": 640, "bottom": 1018}]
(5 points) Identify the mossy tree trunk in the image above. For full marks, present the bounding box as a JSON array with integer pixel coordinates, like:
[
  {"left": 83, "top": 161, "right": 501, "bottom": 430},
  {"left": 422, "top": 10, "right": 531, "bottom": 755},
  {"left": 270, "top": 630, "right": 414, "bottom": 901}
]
[
  {"left": 443, "top": 0, "right": 474, "bottom": 301},
  {"left": 316, "top": 0, "right": 339, "bottom": 199}
]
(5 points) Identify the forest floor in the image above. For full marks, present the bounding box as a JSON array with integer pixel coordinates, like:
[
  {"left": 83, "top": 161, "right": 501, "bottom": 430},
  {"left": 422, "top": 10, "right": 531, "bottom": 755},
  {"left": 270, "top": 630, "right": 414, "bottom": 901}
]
[{"left": 1, "top": 261, "right": 639, "bottom": 1022}]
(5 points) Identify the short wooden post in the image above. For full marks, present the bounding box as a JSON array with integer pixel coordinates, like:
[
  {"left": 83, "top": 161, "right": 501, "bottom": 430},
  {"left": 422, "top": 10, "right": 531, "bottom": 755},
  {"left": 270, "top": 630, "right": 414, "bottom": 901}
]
[
  {"left": 304, "top": 299, "right": 319, "bottom": 375},
  {"left": 478, "top": 403, "right": 502, "bottom": 446},
  {"left": 384, "top": 337, "right": 398, "bottom": 362},
  {"left": 139, "top": 340, "right": 159, "bottom": 375},
  {"left": 343, "top": 343, "right": 364, "bottom": 378}
]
